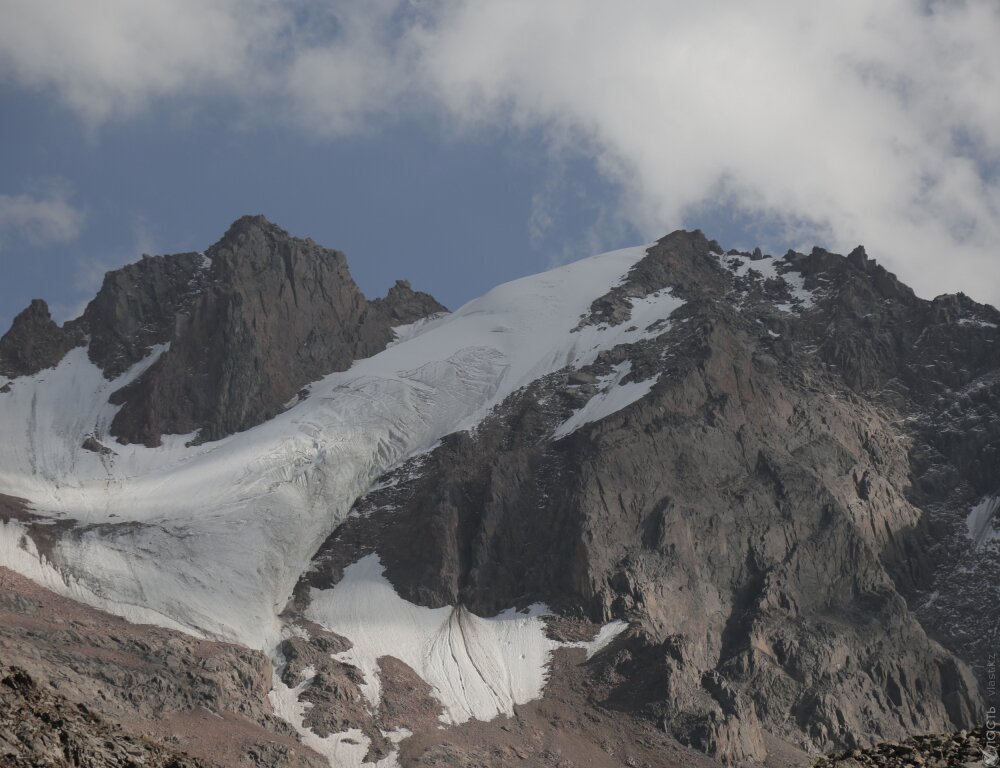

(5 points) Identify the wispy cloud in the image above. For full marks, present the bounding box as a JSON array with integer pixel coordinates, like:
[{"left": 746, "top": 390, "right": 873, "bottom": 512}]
[
  {"left": 0, "top": 183, "right": 85, "bottom": 249},
  {"left": 1, "top": 1, "right": 999, "bottom": 303}
]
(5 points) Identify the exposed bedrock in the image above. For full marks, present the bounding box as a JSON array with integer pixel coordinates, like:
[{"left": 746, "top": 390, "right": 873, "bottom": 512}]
[{"left": 297, "top": 231, "right": 992, "bottom": 764}]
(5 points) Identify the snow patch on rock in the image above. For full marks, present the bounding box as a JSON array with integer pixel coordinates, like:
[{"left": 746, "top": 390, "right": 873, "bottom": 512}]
[
  {"left": 304, "top": 554, "right": 627, "bottom": 726},
  {"left": 967, "top": 496, "right": 1000, "bottom": 551},
  {"left": 554, "top": 362, "right": 658, "bottom": 439}
]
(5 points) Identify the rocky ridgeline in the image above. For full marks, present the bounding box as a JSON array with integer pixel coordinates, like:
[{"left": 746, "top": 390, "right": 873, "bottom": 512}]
[
  {"left": 0, "top": 666, "right": 207, "bottom": 768},
  {"left": 814, "top": 727, "right": 992, "bottom": 767},
  {"left": 1, "top": 224, "right": 997, "bottom": 766},
  {"left": 0, "top": 215, "right": 446, "bottom": 446}
]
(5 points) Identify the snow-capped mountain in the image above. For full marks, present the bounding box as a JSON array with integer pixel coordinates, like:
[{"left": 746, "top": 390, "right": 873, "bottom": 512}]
[{"left": 1, "top": 217, "right": 996, "bottom": 767}]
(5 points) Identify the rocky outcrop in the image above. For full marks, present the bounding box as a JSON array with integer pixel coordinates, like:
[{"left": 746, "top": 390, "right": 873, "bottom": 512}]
[
  {"left": 293, "top": 231, "right": 992, "bottom": 765},
  {"left": 80, "top": 252, "right": 209, "bottom": 378},
  {"left": 0, "top": 299, "right": 82, "bottom": 378},
  {"left": 369, "top": 279, "right": 447, "bottom": 327},
  {"left": 108, "top": 216, "right": 447, "bottom": 445},
  {"left": 813, "top": 727, "right": 992, "bottom": 767}
]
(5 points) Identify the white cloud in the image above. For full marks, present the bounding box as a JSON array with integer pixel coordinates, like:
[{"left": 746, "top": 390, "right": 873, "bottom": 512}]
[
  {"left": 1, "top": 1, "right": 999, "bottom": 304},
  {"left": 0, "top": 185, "right": 85, "bottom": 249},
  {"left": 416, "top": 0, "right": 1000, "bottom": 304}
]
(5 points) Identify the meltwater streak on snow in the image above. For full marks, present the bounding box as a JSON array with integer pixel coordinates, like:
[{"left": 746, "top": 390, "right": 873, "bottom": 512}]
[
  {"left": 0, "top": 244, "right": 661, "bottom": 648},
  {"left": 305, "top": 554, "right": 627, "bottom": 727}
]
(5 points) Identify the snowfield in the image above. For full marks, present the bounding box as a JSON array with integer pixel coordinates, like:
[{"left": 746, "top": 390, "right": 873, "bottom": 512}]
[
  {"left": 0, "top": 243, "right": 670, "bottom": 646},
  {"left": 0, "top": 243, "right": 671, "bottom": 766}
]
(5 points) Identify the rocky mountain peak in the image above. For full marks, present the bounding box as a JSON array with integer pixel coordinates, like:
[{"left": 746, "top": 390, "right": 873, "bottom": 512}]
[
  {"left": 0, "top": 216, "right": 447, "bottom": 446},
  {"left": 0, "top": 298, "right": 82, "bottom": 379},
  {"left": 107, "top": 217, "right": 445, "bottom": 446}
]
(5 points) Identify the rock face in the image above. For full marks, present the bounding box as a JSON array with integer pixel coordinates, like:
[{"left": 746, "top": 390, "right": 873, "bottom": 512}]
[
  {"left": 0, "top": 299, "right": 82, "bottom": 378},
  {"left": 80, "top": 252, "right": 209, "bottom": 378},
  {"left": 109, "top": 216, "right": 446, "bottom": 445},
  {"left": 0, "top": 215, "right": 446, "bottom": 446},
  {"left": 291, "top": 231, "right": 994, "bottom": 765}
]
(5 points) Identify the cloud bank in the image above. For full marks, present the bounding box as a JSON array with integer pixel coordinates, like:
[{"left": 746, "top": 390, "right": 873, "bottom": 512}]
[{"left": 1, "top": 1, "right": 998, "bottom": 303}]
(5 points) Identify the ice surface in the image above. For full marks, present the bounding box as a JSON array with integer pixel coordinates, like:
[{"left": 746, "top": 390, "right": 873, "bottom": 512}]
[{"left": 0, "top": 243, "right": 659, "bottom": 648}]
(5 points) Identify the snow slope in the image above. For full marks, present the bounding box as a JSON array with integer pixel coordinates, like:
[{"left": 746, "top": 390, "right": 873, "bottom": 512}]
[
  {"left": 554, "top": 361, "right": 658, "bottom": 439},
  {"left": 0, "top": 243, "right": 673, "bottom": 649}
]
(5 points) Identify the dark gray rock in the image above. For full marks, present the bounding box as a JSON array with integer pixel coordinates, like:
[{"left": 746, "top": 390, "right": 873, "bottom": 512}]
[
  {"left": 0, "top": 299, "right": 83, "bottom": 378},
  {"left": 0, "top": 216, "right": 446, "bottom": 447},
  {"left": 369, "top": 279, "right": 447, "bottom": 326},
  {"left": 107, "top": 216, "right": 446, "bottom": 446},
  {"left": 78, "top": 252, "right": 208, "bottom": 378}
]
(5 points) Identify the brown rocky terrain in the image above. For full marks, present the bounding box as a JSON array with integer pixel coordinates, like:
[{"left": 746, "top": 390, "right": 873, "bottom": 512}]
[
  {"left": 1, "top": 663, "right": 208, "bottom": 768},
  {"left": 0, "top": 567, "right": 326, "bottom": 768},
  {"left": 812, "top": 727, "right": 992, "bottom": 767}
]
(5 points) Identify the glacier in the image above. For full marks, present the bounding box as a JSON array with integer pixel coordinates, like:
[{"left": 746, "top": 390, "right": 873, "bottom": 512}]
[{"left": 0, "top": 243, "right": 680, "bottom": 766}]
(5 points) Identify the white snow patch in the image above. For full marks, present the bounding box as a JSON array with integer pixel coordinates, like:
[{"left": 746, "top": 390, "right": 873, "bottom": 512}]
[
  {"left": 966, "top": 496, "right": 1000, "bottom": 550},
  {"left": 554, "top": 362, "right": 658, "bottom": 439},
  {"left": 959, "top": 318, "right": 998, "bottom": 329},
  {"left": 721, "top": 252, "right": 816, "bottom": 311},
  {"left": 305, "top": 554, "right": 627, "bottom": 726},
  {"left": 565, "top": 620, "right": 629, "bottom": 659}
]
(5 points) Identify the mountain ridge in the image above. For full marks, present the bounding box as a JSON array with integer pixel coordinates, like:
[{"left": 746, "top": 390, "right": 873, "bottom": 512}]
[{"left": 0, "top": 221, "right": 997, "bottom": 767}]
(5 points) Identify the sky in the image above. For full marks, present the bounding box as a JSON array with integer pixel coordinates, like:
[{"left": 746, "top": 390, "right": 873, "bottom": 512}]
[{"left": 1, "top": 1, "right": 999, "bottom": 333}]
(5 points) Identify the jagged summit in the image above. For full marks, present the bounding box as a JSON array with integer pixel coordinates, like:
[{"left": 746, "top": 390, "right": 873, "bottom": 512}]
[{"left": 0, "top": 216, "right": 446, "bottom": 446}]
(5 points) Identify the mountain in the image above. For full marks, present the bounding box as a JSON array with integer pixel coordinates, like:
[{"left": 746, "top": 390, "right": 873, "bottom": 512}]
[{"left": 0, "top": 218, "right": 996, "bottom": 767}]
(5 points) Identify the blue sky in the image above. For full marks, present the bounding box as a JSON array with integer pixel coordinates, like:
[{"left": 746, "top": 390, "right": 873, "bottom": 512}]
[
  {"left": 0, "top": 83, "right": 635, "bottom": 328},
  {"left": 2, "top": 2, "right": 999, "bottom": 333}
]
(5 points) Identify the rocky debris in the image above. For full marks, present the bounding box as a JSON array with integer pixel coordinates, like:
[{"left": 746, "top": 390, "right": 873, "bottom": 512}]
[
  {"left": 813, "top": 727, "right": 992, "bottom": 767},
  {"left": 0, "top": 299, "right": 82, "bottom": 378},
  {"left": 81, "top": 435, "right": 115, "bottom": 455},
  {"left": 0, "top": 567, "right": 327, "bottom": 768},
  {"left": 0, "top": 664, "right": 210, "bottom": 768},
  {"left": 396, "top": 646, "right": 726, "bottom": 768}
]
